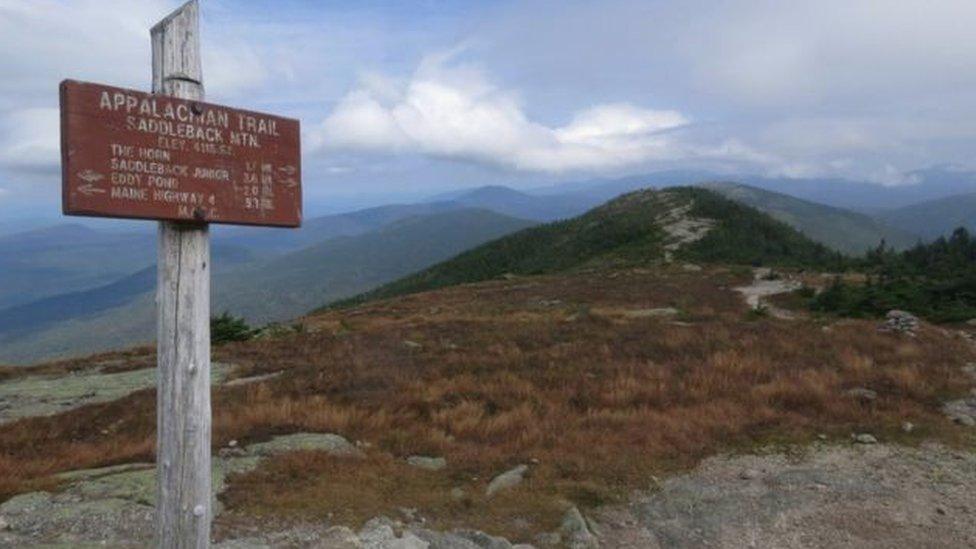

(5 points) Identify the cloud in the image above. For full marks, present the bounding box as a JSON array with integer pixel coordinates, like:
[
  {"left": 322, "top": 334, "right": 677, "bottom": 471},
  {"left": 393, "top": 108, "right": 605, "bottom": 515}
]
[
  {"left": 0, "top": 0, "right": 282, "bottom": 177},
  {"left": 4, "top": 0, "right": 975, "bottom": 205},
  {"left": 0, "top": 107, "right": 59, "bottom": 174},
  {"left": 467, "top": 0, "right": 976, "bottom": 181},
  {"left": 310, "top": 55, "right": 773, "bottom": 173},
  {"left": 0, "top": 0, "right": 275, "bottom": 102}
]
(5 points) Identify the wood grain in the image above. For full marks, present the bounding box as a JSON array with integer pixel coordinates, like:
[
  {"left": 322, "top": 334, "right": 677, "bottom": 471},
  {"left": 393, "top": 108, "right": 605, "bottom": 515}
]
[{"left": 152, "top": 1, "right": 213, "bottom": 547}]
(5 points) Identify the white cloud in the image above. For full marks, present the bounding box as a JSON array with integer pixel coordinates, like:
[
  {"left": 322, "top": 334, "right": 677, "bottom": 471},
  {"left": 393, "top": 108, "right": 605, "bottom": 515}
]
[
  {"left": 0, "top": 107, "right": 59, "bottom": 172},
  {"left": 4, "top": 0, "right": 974, "bottom": 202},
  {"left": 0, "top": 0, "right": 275, "bottom": 102},
  {"left": 310, "top": 55, "right": 765, "bottom": 173}
]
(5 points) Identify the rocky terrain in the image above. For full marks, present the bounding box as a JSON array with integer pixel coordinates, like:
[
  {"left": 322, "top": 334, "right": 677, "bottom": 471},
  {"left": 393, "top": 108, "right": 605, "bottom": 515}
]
[{"left": 3, "top": 434, "right": 975, "bottom": 547}]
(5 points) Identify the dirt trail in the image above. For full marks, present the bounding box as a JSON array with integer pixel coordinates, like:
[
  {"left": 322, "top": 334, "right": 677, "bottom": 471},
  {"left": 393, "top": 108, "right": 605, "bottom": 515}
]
[{"left": 734, "top": 267, "right": 802, "bottom": 319}]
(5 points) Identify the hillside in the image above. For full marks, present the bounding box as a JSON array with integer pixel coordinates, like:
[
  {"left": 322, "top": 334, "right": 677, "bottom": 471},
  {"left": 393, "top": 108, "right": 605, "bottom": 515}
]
[
  {"left": 0, "top": 244, "right": 256, "bottom": 341},
  {"left": 0, "top": 209, "right": 533, "bottom": 364},
  {"left": 213, "top": 201, "right": 464, "bottom": 254},
  {"left": 213, "top": 209, "right": 534, "bottom": 324},
  {"left": 2, "top": 264, "right": 974, "bottom": 546},
  {"left": 700, "top": 182, "right": 919, "bottom": 254},
  {"left": 878, "top": 191, "right": 976, "bottom": 241},
  {"left": 217, "top": 186, "right": 587, "bottom": 255},
  {"left": 336, "top": 187, "right": 843, "bottom": 307}
]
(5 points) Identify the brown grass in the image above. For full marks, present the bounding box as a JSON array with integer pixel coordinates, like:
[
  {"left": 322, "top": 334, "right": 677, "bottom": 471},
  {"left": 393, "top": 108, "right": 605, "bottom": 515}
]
[{"left": 1, "top": 266, "right": 974, "bottom": 540}]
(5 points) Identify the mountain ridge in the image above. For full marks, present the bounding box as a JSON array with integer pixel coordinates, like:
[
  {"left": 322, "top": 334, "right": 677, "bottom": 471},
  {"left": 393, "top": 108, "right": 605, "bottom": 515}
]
[
  {"left": 878, "top": 191, "right": 976, "bottom": 240},
  {"left": 333, "top": 187, "right": 842, "bottom": 309},
  {"left": 699, "top": 181, "right": 919, "bottom": 253}
]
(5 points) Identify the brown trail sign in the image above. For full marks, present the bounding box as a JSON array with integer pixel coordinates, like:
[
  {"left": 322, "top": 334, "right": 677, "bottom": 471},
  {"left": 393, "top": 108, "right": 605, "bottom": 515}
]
[{"left": 60, "top": 80, "right": 302, "bottom": 227}]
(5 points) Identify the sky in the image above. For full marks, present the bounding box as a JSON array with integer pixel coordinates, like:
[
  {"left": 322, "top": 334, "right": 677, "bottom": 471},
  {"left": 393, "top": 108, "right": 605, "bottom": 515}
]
[{"left": 1, "top": 0, "right": 975, "bottom": 226}]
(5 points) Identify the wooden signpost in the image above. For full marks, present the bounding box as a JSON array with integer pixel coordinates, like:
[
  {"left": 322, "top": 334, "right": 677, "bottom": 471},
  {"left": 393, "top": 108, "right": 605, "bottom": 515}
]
[{"left": 58, "top": 1, "right": 301, "bottom": 546}]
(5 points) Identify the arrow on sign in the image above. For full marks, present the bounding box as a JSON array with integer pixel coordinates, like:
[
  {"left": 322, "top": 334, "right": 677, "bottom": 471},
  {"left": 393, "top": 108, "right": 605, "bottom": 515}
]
[
  {"left": 281, "top": 177, "right": 298, "bottom": 188},
  {"left": 277, "top": 165, "right": 297, "bottom": 176},
  {"left": 78, "top": 183, "right": 106, "bottom": 196},
  {"left": 78, "top": 170, "right": 105, "bottom": 183}
]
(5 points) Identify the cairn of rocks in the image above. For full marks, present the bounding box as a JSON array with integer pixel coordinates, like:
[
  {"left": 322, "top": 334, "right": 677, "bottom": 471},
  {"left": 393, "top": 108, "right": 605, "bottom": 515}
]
[{"left": 881, "top": 310, "right": 919, "bottom": 334}]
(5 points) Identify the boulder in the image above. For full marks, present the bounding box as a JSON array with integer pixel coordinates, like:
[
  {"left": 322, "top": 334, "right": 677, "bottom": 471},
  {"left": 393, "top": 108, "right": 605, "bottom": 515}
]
[
  {"left": 486, "top": 465, "right": 529, "bottom": 497},
  {"left": 944, "top": 399, "right": 976, "bottom": 427},
  {"left": 406, "top": 456, "right": 447, "bottom": 471},
  {"left": 452, "top": 529, "right": 518, "bottom": 549},
  {"left": 739, "top": 468, "right": 761, "bottom": 480},
  {"left": 359, "top": 518, "right": 429, "bottom": 549},
  {"left": 559, "top": 506, "right": 598, "bottom": 549},
  {"left": 845, "top": 387, "right": 878, "bottom": 402},
  {"left": 410, "top": 528, "right": 482, "bottom": 549},
  {"left": 247, "top": 433, "right": 363, "bottom": 458},
  {"left": 624, "top": 308, "right": 679, "bottom": 319}
]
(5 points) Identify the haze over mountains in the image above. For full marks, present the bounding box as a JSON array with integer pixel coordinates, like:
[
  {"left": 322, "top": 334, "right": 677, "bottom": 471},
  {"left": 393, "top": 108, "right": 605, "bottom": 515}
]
[
  {"left": 3, "top": 169, "right": 976, "bottom": 364},
  {"left": 878, "top": 192, "right": 976, "bottom": 241}
]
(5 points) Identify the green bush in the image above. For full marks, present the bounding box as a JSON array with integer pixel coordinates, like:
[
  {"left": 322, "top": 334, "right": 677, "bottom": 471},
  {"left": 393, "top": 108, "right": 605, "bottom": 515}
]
[{"left": 211, "top": 312, "right": 256, "bottom": 344}]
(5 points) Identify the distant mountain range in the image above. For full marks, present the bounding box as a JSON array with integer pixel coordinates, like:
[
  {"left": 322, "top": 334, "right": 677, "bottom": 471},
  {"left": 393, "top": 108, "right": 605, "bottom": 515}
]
[
  {"left": 0, "top": 208, "right": 533, "bottom": 364},
  {"left": 537, "top": 166, "right": 976, "bottom": 213},
  {"left": 877, "top": 192, "right": 976, "bottom": 241},
  {"left": 5, "top": 167, "right": 976, "bottom": 364},
  {"left": 0, "top": 225, "right": 155, "bottom": 310}
]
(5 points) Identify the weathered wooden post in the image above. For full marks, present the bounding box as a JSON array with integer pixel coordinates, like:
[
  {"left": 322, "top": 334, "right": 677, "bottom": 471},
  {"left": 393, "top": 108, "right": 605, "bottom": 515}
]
[
  {"left": 152, "top": 2, "right": 212, "bottom": 547},
  {"left": 59, "top": 2, "right": 301, "bottom": 545}
]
